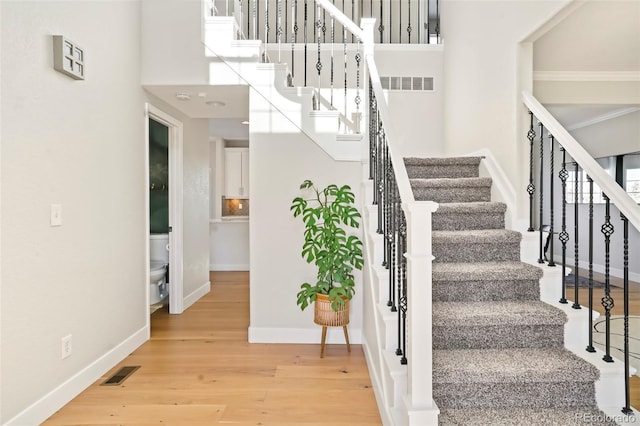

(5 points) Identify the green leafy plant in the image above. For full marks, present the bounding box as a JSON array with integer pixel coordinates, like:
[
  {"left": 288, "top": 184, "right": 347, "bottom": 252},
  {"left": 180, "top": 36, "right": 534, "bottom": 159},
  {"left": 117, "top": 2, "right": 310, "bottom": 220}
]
[{"left": 290, "top": 180, "right": 364, "bottom": 312}]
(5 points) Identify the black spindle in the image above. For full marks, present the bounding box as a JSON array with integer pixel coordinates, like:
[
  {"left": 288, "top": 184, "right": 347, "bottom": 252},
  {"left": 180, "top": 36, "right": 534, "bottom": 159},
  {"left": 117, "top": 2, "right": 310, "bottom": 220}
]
[
  {"left": 547, "top": 135, "right": 556, "bottom": 266},
  {"left": 601, "top": 194, "right": 614, "bottom": 362},
  {"left": 526, "top": 111, "right": 536, "bottom": 232},
  {"left": 572, "top": 163, "right": 581, "bottom": 310},
  {"left": 538, "top": 122, "right": 545, "bottom": 264},
  {"left": 621, "top": 213, "right": 633, "bottom": 415},
  {"left": 399, "top": 211, "right": 408, "bottom": 365},
  {"left": 586, "top": 176, "right": 595, "bottom": 353},
  {"left": 558, "top": 148, "right": 569, "bottom": 304}
]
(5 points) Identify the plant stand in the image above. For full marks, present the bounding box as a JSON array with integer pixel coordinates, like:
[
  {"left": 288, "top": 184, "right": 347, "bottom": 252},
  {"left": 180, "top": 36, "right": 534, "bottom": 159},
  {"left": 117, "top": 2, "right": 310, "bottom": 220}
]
[{"left": 314, "top": 294, "right": 351, "bottom": 358}]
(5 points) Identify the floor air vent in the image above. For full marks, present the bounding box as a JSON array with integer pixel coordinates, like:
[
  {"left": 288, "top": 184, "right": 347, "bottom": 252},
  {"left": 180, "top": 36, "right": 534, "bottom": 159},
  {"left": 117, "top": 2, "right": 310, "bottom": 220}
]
[{"left": 101, "top": 366, "right": 140, "bottom": 386}]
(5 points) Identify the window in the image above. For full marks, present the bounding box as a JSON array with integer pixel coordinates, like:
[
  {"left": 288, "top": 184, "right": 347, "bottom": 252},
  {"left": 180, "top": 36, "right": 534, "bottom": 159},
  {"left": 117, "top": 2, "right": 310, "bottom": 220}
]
[
  {"left": 624, "top": 154, "right": 640, "bottom": 203},
  {"left": 566, "top": 157, "right": 613, "bottom": 204},
  {"left": 566, "top": 153, "right": 640, "bottom": 204}
]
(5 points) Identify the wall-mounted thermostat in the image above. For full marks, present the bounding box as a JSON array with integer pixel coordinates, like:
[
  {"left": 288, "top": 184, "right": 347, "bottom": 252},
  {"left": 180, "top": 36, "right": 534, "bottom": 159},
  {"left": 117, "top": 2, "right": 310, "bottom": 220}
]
[{"left": 53, "top": 35, "right": 85, "bottom": 80}]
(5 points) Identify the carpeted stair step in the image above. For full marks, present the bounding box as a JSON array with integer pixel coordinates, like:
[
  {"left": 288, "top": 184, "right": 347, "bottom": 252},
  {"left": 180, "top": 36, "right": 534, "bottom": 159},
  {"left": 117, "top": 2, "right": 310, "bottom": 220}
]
[
  {"left": 404, "top": 156, "right": 483, "bottom": 179},
  {"left": 433, "top": 202, "right": 506, "bottom": 230},
  {"left": 411, "top": 177, "right": 492, "bottom": 203},
  {"left": 432, "top": 229, "right": 522, "bottom": 263},
  {"left": 433, "top": 300, "right": 566, "bottom": 349},
  {"left": 438, "top": 407, "right": 616, "bottom": 425},
  {"left": 432, "top": 261, "right": 543, "bottom": 302},
  {"left": 433, "top": 348, "right": 601, "bottom": 409}
]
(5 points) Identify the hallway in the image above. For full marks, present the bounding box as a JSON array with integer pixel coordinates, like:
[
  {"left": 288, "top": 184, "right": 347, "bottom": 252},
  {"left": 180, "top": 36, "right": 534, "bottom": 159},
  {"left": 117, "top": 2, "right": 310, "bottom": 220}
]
[{"left": 43, "top": 271, "right": 381, "bottom": 425}]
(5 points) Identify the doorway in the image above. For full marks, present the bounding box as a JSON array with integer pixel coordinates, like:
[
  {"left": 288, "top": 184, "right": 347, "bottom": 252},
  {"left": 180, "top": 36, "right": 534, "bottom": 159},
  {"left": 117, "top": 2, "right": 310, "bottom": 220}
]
[{"left": 145, "top": 104, "right": 184, "bottom": 316}]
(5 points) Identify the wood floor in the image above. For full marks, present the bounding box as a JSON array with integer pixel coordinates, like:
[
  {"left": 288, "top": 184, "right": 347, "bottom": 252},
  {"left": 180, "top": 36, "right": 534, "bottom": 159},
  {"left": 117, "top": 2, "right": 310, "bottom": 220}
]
[
  {"left": 42, "top": 269, "right": 640, "bottom": 425},
  {"left": 43, "top": 271, "right": 382, "bottom": 425}
]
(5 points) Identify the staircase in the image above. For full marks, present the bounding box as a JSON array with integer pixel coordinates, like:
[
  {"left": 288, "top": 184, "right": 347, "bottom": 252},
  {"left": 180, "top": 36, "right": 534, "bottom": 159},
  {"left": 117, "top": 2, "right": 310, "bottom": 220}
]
[{"left": 405, "top": 156, "right": 616, "bottom": 425}]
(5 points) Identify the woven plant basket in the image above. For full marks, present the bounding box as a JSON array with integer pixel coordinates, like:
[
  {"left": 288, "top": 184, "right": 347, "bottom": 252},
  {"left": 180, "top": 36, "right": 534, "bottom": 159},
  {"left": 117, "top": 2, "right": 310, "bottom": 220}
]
[{"left": 314, "top": 293, "right": 350, "bottom": 327}]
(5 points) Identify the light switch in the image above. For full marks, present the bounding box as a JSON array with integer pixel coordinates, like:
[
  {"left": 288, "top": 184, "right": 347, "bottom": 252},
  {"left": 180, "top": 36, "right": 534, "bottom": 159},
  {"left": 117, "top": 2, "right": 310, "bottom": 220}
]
[{"left": 50, "top": 204, "right": 62, "bottom": 226}]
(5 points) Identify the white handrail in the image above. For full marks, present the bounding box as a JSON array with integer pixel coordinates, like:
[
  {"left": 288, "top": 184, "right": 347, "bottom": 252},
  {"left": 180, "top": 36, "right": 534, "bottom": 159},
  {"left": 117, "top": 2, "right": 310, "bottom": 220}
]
[
  {"left": 522, "top": 91, "right": 640, "bottom": 232},
  {"left": 315, "top": 0, "right": 366, "bottom": 42}
]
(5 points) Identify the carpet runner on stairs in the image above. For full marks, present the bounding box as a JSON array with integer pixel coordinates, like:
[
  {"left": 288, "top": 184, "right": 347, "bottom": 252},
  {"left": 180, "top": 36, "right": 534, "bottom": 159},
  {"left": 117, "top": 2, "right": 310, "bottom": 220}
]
[{"left": 404, "top": 156, "right": 615, "bottom": 425}]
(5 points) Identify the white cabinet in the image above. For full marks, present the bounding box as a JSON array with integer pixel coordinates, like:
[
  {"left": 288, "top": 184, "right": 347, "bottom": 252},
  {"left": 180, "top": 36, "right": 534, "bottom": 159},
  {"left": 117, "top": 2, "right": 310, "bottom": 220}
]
[{"left": 224, "top": 148, "right": 249, "bottom": 198}]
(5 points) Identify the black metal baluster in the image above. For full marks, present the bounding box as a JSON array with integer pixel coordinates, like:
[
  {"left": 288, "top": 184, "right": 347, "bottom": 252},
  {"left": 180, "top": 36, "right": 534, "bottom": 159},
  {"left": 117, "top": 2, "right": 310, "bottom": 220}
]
[
  {"left": 621, "top": 213, "right": 633, "bottom": 415},
  {"left": 435, "top": 0, "right": 440, "bottom": 42},
  {"left": 265, "top": 0, "right": 270, "bottom": 43},
  {"left": 284, "top": 0, "right": 288, "bottom": 42},
  {"left": 253, "top": 0, "right": 257, "bottom": 41},
  {"left": 343, "top": 27, "right": 347, "bottom": 122},
  {"left": 303, "top": 0, "right": 307, "bottom": 86},
  {"left": 330, "top": 15, "right": 335, "bottom": 108},
  {"left": 399, "top": 210, "right": 408, "bottom": 365},
  {"left": 291, "top": 0, "right": 297, "bottom": 79},
  {"left": 376, "top": 120, "right": 384, "bottom": 234},
  {"left": 316, "top": 3, "right": 322, "bottom": 97},
  {"left": 247, "top": 0, "right": 250, "bottom": 39},
  {"left": 548, "top": 135, "right": 556, "bottom": 266},
  {"left": 379, "top": 0, "right": 384, "bottom": 42},
  {"left": 277, "top": 0, "right": 283, "bottom": 62},
  {"left": 355, "top": 42, "right": 361, "bottom": 132},
  {"left": 558, "top": 147, "right": 569, "bottom": 304},
  {"left": 399, "top": 0, "right": 402, "bottom": 43},
  {"left": 526, "top": 111, "right": 536, "bottom": 232},
  {"left": 601, "top": 194, "right": 614, "bottom": 362},
  {"left": 256, "top": 0, "right": 260, "bottom": 39},
  {"left": 586, "top": 176, "right": 596, "bottom": 353},
  {"left": 322, "top": 10, "right": 326, "bottom": 43},
  {"left": 388, "top": 162, "right": 397, "bottom": 312},
  {"left": 572, "top": 163, "right": 581, "bottom": 310},
  {"left": 538, "top": 122, "right": 545, "bottom": 264},
  {"left": 368, "top": 80, "right": 376, "bottom": 181},
  {"left": 407, "top": 0, "right": 412, "bottom": 43},
  {"left": 424, "top": 0, "right": 429, "bottom": 43}
]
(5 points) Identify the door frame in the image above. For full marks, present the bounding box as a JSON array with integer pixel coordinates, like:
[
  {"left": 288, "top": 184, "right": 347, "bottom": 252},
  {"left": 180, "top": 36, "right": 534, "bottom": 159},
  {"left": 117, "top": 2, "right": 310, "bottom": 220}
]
[{"left": 145, "top": 103, "right": 184, "bottom": 315}]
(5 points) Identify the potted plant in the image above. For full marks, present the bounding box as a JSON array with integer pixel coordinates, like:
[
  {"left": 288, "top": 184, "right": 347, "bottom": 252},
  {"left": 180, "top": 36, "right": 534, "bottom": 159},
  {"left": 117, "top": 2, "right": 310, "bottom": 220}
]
[{"left": 290, "top": 180, "right": 364, "bottom": 336}]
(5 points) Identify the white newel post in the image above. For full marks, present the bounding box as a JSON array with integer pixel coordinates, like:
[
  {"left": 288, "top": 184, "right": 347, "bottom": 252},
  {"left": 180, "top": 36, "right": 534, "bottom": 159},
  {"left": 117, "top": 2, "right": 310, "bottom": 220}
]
[{"left": 403, "top": 200, "right": 439, "bottom": 424}]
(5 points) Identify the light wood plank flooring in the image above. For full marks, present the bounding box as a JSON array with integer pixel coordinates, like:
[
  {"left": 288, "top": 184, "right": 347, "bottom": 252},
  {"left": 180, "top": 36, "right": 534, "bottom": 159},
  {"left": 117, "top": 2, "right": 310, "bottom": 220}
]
[
  {"left": 43, "top": 271, "right": 382, "bottom": 425},
  {"left": 41, "top": 269, "right": 640, "bottom": 424},
  {"left": 562, "top": 266, "right": 640, "bottom": 410}
]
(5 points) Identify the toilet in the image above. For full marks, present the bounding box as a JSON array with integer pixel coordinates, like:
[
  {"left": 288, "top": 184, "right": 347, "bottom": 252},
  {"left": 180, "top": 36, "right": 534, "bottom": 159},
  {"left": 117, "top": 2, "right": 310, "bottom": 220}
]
[{"left": 149, "top": 233, "right": 169, "bottom": 304}]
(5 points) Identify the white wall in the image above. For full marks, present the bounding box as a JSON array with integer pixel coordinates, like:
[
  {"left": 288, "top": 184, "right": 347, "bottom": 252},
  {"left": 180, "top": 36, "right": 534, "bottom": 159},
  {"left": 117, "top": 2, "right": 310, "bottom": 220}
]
[
  {"left": 1, "top": 1, "right": 146, "bottom": 423},
  {"left": 141, "top": 0, "right": 211, "bottom": 85},
  {"left": 441, "top": 0, "right": 572, "bottom": 227},
  {"left": 570, "top": 111, "right": 640, "bottom": 160},
  {"left": 248, "top": 86, "right": 364, "bottom": 343},
  {"left": 375, "top": 45, "right": 444, "bottom": 158},
  {"left": 182, "top": 117, "right": 212, "bottom": 300}
]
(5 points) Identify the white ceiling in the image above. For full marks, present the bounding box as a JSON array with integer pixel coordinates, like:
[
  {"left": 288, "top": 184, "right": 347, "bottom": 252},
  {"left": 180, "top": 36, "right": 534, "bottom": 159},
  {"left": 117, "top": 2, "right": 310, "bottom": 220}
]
[
  {"left": 144, "top": 84, "right": 250, "bottom": 140},
  {"left": 546, "top": 104, "right": 640, "bottom": 131}
]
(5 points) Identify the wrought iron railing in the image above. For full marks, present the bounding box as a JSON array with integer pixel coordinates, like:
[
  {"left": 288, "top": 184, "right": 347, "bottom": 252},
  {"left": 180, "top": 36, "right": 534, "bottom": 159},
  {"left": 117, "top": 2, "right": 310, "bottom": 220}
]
[
  {"left": 209, "top": 0, "right": 441, "bottom": 44},
  {"left": 523, "top": 91, "right": 640, "bottom": 416}
]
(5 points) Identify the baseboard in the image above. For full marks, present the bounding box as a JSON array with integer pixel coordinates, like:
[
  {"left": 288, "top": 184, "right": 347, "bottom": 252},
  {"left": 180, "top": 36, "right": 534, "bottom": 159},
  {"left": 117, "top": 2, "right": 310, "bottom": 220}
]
[
  {"left": 5, "top": 326, "right": 148, "bottom": 426},
  {"left": 209, "top": 263, "right": 250, "bottom": 271},
  {"left": 248, "top": 326, "right": 362, "bottom": 344},
  {"left": 362, "top": 336, "right": 394, "bottom": 426},
  {"left": 183, "top": 281, "right": 211, "bottom": 311}
]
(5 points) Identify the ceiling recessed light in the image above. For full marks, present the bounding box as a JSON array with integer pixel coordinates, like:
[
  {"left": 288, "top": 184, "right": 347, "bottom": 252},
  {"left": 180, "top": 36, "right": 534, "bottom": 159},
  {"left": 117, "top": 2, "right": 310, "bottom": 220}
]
[
  {"left": 241, "top": 120, "right": 250, "bottom": 125},
  {"left": 206, "top": 100, "right": 226, "bottom": 107},
  {"left": 175, "top": 92, "right": 191, "bottom": 101}
]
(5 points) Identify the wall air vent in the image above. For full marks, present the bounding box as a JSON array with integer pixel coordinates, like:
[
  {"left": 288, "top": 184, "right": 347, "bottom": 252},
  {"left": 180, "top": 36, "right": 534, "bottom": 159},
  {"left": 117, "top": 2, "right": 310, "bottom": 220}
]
[{"left": 380, "top": 76, "right": 434, "bottom": 92}]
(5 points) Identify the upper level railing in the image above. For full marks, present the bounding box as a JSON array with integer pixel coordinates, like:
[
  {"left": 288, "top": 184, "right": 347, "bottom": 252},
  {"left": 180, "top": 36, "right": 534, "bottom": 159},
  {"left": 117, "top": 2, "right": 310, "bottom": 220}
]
[
  {"left": 523, "top": 91, "right": 640, "bottom": 416},
  {"left": 208, "top": 0, "right": 441, "bottom": 44}
]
